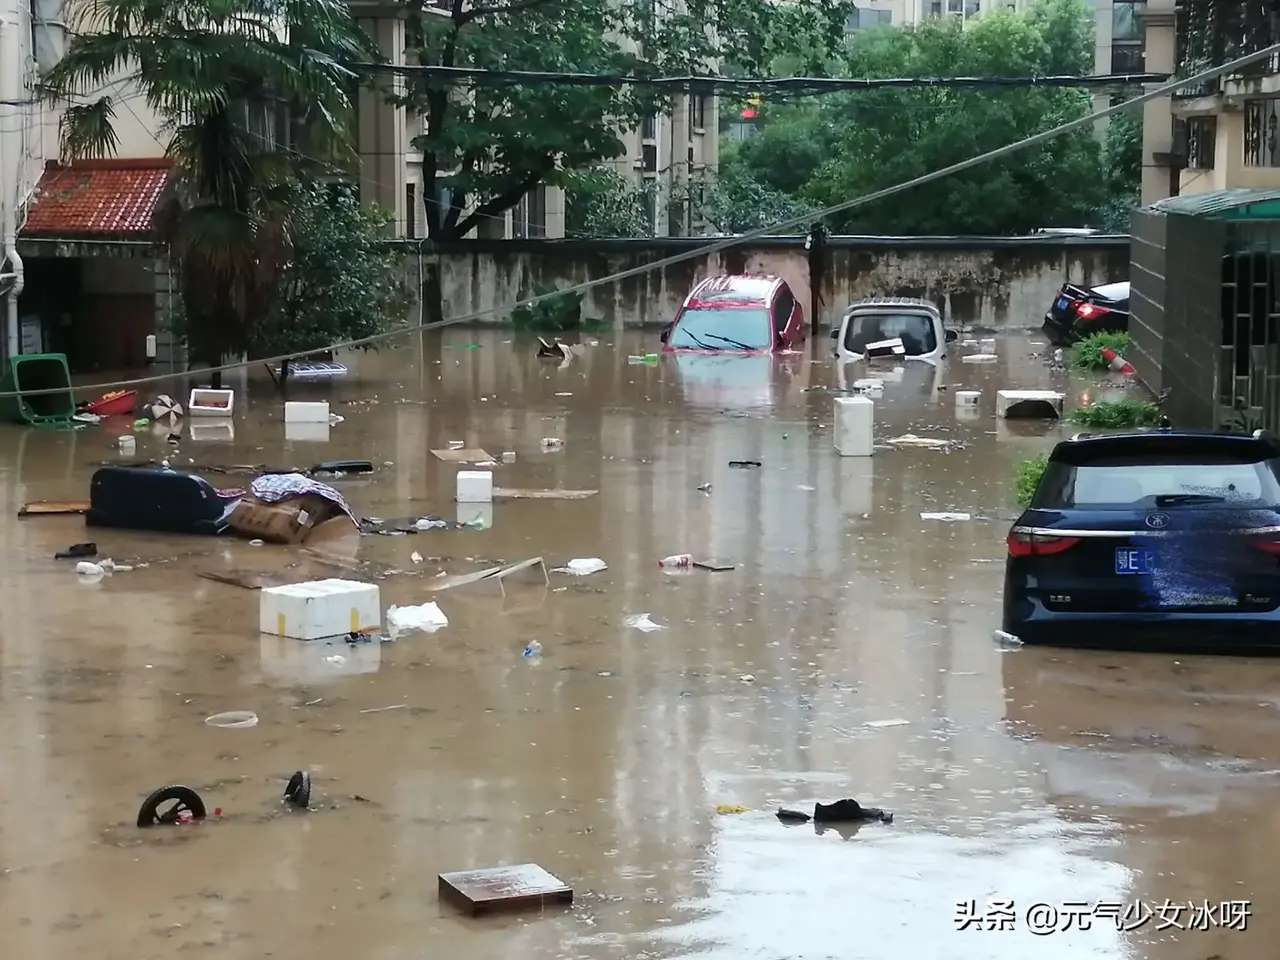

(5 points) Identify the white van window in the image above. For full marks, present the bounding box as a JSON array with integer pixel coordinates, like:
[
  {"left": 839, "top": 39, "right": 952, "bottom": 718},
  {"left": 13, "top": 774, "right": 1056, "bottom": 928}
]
[{"left": 845, "top": 312, "right": 937, "bottom": 355}]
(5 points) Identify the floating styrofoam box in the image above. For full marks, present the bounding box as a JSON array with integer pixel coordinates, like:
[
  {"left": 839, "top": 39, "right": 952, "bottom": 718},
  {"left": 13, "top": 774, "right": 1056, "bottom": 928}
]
[
  {"left": 259, "top": 633, "right": 381, "bottom": 681},
  {"left": 457, "top": 469, "right": 493, "bottom": 503},
  {"left": 954, "top": 390, "right": 981, "bottom": 407},
  {"left": 997, "top": 389, "right": 1065, "bottom": 419},
  {"left": 259, "top": 578, "right": 381, "bottom": 640},
  {"left": 962, "top": 354, "right": 998, "bottom": 364},
  {"left": 852, "top": 378, "right": 884, "bottom": 393},
  {"left": 285, "top": 420, "right": 331, "bottom": 442},
  {"left": 979, "top": 338, "right": 997, "bottom": 352},
  {"left": 285, "top": 400, "right": 330, "bottom": 423},
  {"left": 188, "top": 420, "right": 234, "bottom": 442},
  {"left": 833, "top": 395, "right": 874, "bottom": 457},
  {"left": 189, "top": 388, "right": 234, "bottom": 417}
]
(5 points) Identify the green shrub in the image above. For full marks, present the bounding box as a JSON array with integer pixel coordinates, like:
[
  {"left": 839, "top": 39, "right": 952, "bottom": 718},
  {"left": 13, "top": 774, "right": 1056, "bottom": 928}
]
[
  {"left": 1072, "top": 331, "right": 1133, "bottom": 371},
  {"left": 510, "top": 285, "right": 602, "bottom": 332},
  {"left": 1068, "top": 399, "right": 1161, "bottom": 428},
  {"left": 1015, "top": 454, "right": 1049, "bottom": 507}
]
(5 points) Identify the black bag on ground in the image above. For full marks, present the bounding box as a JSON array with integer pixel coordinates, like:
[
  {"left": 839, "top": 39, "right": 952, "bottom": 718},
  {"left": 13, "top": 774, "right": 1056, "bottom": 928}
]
[{"left": 87, "top": 466, "right": 235, "bottom": 535}]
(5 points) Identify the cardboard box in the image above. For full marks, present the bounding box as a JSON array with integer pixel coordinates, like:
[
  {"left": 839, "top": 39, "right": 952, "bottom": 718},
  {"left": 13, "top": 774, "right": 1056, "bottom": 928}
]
[
  {"left": 259, "top": 578, "right": 381, "bottom": 639},
  {"left": 229, "top": 493, "right": 342, "bottom": 544}
]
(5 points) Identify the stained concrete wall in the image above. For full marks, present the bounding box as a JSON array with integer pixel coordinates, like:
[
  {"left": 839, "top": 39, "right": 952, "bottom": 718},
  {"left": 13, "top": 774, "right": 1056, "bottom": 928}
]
[{"left": 410, "top": 235, "right": 1130, "bottom": 330}]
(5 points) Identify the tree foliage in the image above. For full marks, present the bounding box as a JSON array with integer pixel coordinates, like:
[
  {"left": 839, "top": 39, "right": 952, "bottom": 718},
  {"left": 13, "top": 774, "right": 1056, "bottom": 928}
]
[
  {"left": 564, "top": 168, "right": 656, "bottom": 238},
  {"left": 731, "top": 0, "right": 1118, "bottom": 235},
  {"left": 45, "top": 0, "right": 377, "bottom": 373},
  {"left": 250, "top": 184, "right": 408, "bottom": 367},
  {"left": 399, "top": 0, "right": 851, "bottom": 243}
]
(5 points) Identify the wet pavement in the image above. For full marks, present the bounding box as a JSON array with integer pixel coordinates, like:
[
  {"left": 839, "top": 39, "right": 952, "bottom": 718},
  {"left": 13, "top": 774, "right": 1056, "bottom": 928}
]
[{"left": 0, "top": 327, "right": 1274, "bottom": 959}]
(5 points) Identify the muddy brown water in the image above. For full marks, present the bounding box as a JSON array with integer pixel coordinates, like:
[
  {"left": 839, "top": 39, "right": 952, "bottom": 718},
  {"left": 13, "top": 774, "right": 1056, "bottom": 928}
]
[{"left": 1, "top": 328, "right": 1274, "bottom": 959}]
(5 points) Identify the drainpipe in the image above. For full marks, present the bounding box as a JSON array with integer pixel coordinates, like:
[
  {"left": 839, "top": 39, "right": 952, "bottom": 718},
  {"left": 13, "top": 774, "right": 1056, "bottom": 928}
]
[{"left": 1, "top": 3, "right": 25, "bottom": 358}]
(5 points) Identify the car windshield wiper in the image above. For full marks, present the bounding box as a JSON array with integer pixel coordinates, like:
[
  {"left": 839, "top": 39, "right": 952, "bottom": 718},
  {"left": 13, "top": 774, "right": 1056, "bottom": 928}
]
[
  {"left": 703, "top": 333, "right": 757, "bottom": 350},
  {"left": 1156, "top": 493, "right": 1227, "bottom": 505},
  {"left": 680, "top": 330, "right": 721, "bottom": 351}
]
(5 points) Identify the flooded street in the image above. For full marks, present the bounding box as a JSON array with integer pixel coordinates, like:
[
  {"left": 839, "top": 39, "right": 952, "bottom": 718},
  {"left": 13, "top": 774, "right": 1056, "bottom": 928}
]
[{"left": 1, "top": 325, "right": 1274, "bottom": 960}]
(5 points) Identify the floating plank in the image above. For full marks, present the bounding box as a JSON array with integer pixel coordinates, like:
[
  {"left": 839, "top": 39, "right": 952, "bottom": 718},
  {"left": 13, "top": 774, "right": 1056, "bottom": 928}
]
[
  {"left": 19, "top": 500, "right": 90, "bottom": 516},
  {"left": 493, "top": 487, "right": 598, "bottom": 500},
  {"left": 438, "top": 863, "right": 573, "bottom": 916},
  {"left": 431, "top": 448, "right": 493, "bottom": 463},
  {"left": 197, "top": 569, "right": 309, "bottom": 590},
  {"left": 427, "top": 556, "right": 548, "bottom": 594}
]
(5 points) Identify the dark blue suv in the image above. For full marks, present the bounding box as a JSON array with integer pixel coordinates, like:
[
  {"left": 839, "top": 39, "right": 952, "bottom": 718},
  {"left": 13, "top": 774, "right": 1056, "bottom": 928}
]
[{"left": 1003, "top": 430, "right": 1280, "bottom": 653}]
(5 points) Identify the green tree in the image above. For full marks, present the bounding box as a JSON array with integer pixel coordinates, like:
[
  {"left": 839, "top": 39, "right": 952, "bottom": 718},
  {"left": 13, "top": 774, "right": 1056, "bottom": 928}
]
[
  {"left": 250, "top": 183, "right": 408, "bottom": 380},
  {"left": 801, "top": 3, "right": 1106, "bottom": 234},
  {"left": 564, "top": 168, "right": 657, "bottom": 238},
  {"left": 1099, "top": 104, "right": 1142, "bottom": 231},
  {"left": 398, "top": 0, "right": 848, "bottom": 319},
  {"left": 45, "top": 0, "right": 376, "bottom": 381}
]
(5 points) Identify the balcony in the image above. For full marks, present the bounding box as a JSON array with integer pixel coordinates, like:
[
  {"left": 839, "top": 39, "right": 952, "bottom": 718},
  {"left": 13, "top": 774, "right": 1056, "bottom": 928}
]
[{"left": 1175, "top": 1, "right": 1280, "bottom": 100}]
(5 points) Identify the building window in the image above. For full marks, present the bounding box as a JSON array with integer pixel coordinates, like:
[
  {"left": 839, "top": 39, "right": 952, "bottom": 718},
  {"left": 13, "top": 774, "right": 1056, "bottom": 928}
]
[
  {"left": 929, "top": 0, "right": 942, "bottom": 16},
  {"left": 691, "top": 96, "right": 707, "bottom": 131},
  {"left": 1245, "top": 98, "right": 1280, "bottom": 168},
  {"left": 641, "top": 113, "right": 656, "bottom": 140},
  {"left": 1111, "top": 43, "right": 1144, "bottom": 74},
  {"left": 946, "top": 0, "right": 962, "bottom": 13},
  {"left": 1186, "top": 116, "right": 1216, "bottom": 170},
  {"left": 405, "top": 183, "right": 416, "bottom": 239},
  {"left": 1112, "top": 1, "right": 1145, "bottom": 42},
  {"left": 845, "top": 6, "right": 893, "bottom": 31},
  {"left": 642, "top": 142, "right": 657, "bottom": 172},
  {"left": 963, "top": 0, "right": 979, "bottom": 16}
]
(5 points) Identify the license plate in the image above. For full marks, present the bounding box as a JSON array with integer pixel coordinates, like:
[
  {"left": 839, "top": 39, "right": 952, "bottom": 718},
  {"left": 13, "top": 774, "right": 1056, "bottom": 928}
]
[
  {"left": 1055, "top": 296, "right": 1070, "bottom": 312},
  {"left": 1115, "top": 548, "right": 1158, "bottom": 575}
]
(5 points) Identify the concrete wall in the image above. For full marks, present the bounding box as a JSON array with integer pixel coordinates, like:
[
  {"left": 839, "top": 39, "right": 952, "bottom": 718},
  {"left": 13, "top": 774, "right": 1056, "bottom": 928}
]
[{"left": 413, "top": 235, "right": 1130, "bottom": 330}]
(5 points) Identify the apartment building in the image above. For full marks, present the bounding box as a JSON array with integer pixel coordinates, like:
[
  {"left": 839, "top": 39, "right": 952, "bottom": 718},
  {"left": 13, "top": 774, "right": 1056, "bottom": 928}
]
[{"left": 0, "top": 0, "right": 175, "bottom": 368}]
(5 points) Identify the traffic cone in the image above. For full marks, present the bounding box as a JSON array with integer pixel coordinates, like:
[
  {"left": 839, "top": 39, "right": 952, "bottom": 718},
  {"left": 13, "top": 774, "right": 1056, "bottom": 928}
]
[{"left": 1100, "top": 347, "right": 1135, "bottom": 375}]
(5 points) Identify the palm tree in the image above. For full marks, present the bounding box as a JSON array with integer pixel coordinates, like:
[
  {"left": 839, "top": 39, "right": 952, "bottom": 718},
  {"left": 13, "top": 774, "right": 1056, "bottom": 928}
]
[{"left": 45, "top": 0, "right": 377, "bottom": 382}]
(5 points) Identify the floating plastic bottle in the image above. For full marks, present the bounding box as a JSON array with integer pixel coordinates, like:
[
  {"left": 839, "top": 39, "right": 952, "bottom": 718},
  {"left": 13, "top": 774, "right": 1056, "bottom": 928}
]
[{"left": 658, "top": 554, "right": 692, "bottom": 568}]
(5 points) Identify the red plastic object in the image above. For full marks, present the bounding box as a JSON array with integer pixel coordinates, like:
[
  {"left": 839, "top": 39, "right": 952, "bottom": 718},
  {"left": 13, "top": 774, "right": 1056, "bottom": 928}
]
[{"left": 85, "top": 390, "right": 137, "bottom": 416}]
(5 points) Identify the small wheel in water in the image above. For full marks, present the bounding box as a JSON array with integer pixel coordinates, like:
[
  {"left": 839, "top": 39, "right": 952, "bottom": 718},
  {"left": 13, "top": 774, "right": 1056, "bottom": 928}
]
[
  {"left": 284, "top": 770, "right": 311, "bottom": 809},
  {"left": 137, "top": 785, "right": 207, "bottom": 827}
]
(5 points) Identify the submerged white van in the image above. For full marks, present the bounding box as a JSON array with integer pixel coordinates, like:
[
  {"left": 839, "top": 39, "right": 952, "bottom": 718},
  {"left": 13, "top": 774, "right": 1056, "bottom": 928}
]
[{"left": 833, "top": 298, "right": 954, "bottom": 364}]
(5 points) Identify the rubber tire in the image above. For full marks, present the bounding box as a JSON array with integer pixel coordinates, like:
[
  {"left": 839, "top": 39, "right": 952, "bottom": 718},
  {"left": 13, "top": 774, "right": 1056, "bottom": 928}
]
[
  {"left": 137, "top": 785, "right": 206, "bottom": 827},
  {"left": 284, "top": 770, "right": 311, "bottom": 809}
]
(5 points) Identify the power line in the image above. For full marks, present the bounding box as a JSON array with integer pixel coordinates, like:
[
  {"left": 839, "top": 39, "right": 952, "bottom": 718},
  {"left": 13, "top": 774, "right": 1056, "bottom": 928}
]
[
  {"left": 1, "top": 44, "right": 1275, "bottom": 399},
  {"left": 355, "top": 62, "right": 1168, "bottom": 93}
]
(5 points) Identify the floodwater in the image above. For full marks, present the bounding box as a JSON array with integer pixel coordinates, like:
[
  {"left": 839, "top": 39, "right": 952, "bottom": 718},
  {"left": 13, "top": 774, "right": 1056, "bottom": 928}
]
[{"left": 0, "top": 326, "right": 1275, "bottom": 960}]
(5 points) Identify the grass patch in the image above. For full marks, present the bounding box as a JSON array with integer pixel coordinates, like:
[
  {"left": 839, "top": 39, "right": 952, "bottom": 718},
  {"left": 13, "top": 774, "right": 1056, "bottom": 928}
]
[
  {"left": 1068, "top": 399, "right": 1161, "bottom": 428},
  {"left": 1072, "top": 331, "right": 1133, "bottom": 371},
  {"left": 1014, "top": 454, "right": 1049, "bottom": 507}
]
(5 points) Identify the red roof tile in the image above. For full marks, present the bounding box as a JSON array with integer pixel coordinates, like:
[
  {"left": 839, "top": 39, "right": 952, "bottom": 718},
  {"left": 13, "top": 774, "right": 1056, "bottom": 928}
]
[{"left": 22, "top": 159, "right": 173, "bottom": 239}]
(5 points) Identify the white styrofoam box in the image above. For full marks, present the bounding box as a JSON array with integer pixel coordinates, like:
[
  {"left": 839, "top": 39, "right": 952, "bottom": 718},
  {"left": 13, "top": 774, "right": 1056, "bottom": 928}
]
[
  {"left": 997, "top": 389, "right": 1064, "bottom": 419},
  {"left": 145, "top": 334, "right": 157, "bottom": 359},
  {"left": 260, "top": 578, "right": 381, "bottom": 640},
  {"left": 833, "top": 395, "right": 874, "bottom": 457},
  {"left": 117, "top": 434, "right": 136, "bottom": 454},
  {"left": 954, "top": 390, "right": 981, "bottom": 406},
  {"left": 979, "top": 338, "right": 997, "bottom": 352},
  {"left": 285, "top": 420, "right": 330, "bottom": 442},
  {"left": 259, "top": 633, "right": 381, "bottom": 681},
  {"left": 284, "top": 400, "right": 330, "bottom": 423},
  {"left": 189, "top": 388, "right": 235, "bottom": 417},
  {"left": 457, "top": 469, "right": 494, "bottom": 503},
  {"left": 188, "top": 420, "right": 234, "bottom": 443},
  {"left": 852, "top": 378, "right": 884, "bottom": 393}
]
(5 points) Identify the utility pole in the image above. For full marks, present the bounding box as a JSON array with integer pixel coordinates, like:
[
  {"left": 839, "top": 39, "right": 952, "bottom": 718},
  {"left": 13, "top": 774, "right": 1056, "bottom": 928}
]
[{"left": 806, "top": 221, "right": 827, "bottom": 337}]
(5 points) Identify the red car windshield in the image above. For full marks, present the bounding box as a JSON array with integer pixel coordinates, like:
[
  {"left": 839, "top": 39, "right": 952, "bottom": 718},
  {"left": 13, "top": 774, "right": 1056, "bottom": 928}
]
[{"left": 670, "top": 307, "right": 772, "bottom": 350}]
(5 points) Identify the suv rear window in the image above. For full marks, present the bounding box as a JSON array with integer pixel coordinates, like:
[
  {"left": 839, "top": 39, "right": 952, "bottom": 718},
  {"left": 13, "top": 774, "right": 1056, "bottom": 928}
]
[{"left": 1034, "top": 451, "right": 1280, "bottom": 509}]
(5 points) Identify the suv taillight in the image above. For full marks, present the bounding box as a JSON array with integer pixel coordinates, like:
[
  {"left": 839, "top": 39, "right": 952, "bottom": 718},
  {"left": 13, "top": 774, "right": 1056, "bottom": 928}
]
[
  {"left": 1007, "top": 530, "right": 1082, "bottom": 558},
  {"left": 1250, "top": 538, "right": 1280, "bottom": 556}
]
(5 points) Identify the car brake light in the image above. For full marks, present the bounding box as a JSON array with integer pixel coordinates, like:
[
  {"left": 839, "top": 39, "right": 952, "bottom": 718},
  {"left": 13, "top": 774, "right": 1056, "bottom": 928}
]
[
  {"left": 1007, "top": 531, "right": 1082, "bottom": 557},
  {"left": 1250, "top": 538, "right": 1280, "bottom": 556},
  {"left": 1074, "top": 302, "right": 1112, "bottom": 322}
]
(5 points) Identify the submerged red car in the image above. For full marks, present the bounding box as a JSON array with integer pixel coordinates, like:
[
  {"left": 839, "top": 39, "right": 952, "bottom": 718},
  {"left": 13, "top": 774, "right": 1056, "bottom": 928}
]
[{"left": 661, "top": 274, "right": 806, "bottom": 352}]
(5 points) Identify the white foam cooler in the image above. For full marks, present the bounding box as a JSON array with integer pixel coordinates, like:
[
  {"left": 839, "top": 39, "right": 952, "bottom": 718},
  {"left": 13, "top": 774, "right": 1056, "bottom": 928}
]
[
  {"left": 457, "top": 469, "right": 494, "bottom": 503},
  {"left": 997, "top": 389, "right": 1065, "bottom": 419},
  {"left": 834, "top": 395, "right": 874, "bottom": 457},
  {"left": 284, "top": 401, "right": 330, "bottom": 423},
  {"left": 260, "top": 579, "right": 381, "bottom": 639}
]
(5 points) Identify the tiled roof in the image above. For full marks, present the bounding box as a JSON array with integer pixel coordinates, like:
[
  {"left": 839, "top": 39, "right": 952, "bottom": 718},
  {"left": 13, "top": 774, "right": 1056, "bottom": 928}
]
[{"left": 22, "top": 159, "right": 173, "bottom": 239}]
